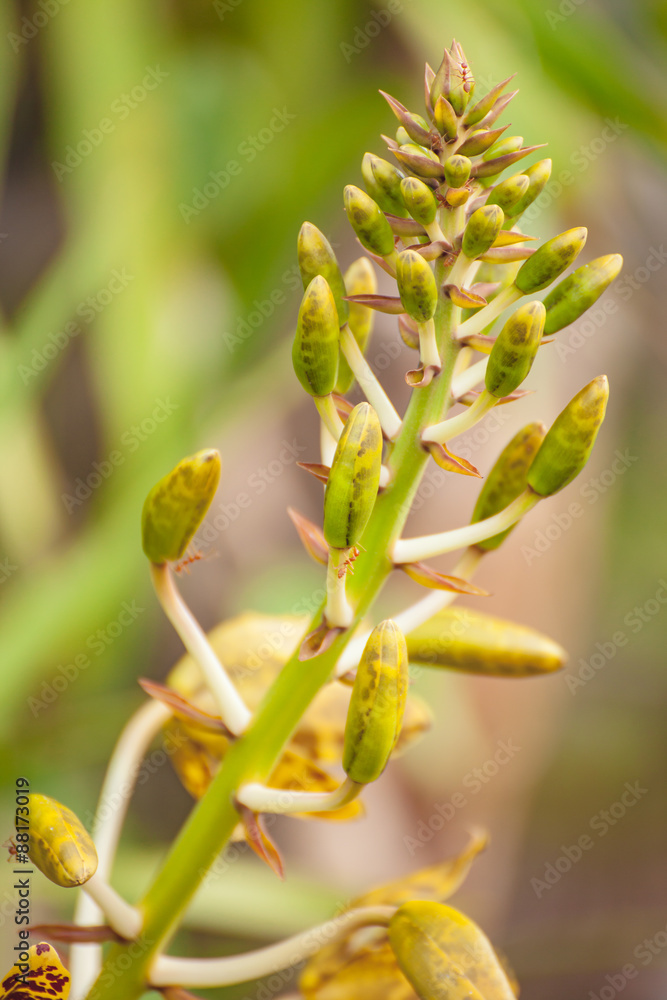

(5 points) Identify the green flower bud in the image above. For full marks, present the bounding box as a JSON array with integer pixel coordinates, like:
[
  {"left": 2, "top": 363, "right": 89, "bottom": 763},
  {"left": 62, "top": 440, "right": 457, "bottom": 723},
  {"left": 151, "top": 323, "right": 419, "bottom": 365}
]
[
  {"left": 457, "top": 124, "right": 508, "bottom": 157},
  {"left": 396, "top": 250, "right": 438, "bottom": 322},
  {"left": 485, "top": 300, "right": 545, "bottom": 398},
  {"left": 344, "top": 184, "right": 396, "bottom": 257},
  {"left": 527, "top": 375, "right": 609, "bottom": 496},
  {"left": 471, "top": 422, "right": 547, "bottom": 550},
  {"left": 323, "top": 402, "right": 382, "bottom": 549},
  {"left": 463, "top": 75, "right": 516, "bottom": 127},
  {"left": 485, "top": 173, "right": 530, "bottom": 213},
  {"left": 27, "top": 793, "right": 98, "bottom": 888},
  {"left": 395, "top": 125, "right": 413, "bottom": 146},
  {"left": 432, "top": 95, "right": 458, "bottom": 140},
  {"left": 482, "top": 135, "right": 523, "bottom": 160},
  {"left": 389, "top": 901, "right": 515, "bottom": 1000},
  {"left": 400, "top": 177, "right": 438, "bottom": 226},
  {"left": 343, "top": 619, "right": 408, "bottom": 784},
  {"left": 291, "top": 275, "right": 340, "bottom": 398},
  {"left": 543, "top": 254, "right": 623, "bottom": 334},
  {"left": 142, "top": 449, "right": 221, "bottom": 564},
  {"left": 361, "top": 153, "right": 408, "bottom": 218},
  {"left": 505, "top": 158, "right": 552, "bottom": 219},
  {"left": 431, "top": 41, "right": 474, "bottom": 116},
  {"left": 462, "top": 205, "right": 504, "bottom": 259},
  {"left": 406, "top": 607, "right": 566, "bottom": 676},
  {"left": 515, "top": 227, "right": 587, "bottom": 293},
  {"left": 334, "top": 258, "right": 377, "bottom": 395},
  {"left": 297, "top": 222, "right": 349, "bottom": 325},
  {"left": 443, "top": 154, "right": 472, "bottom": 189}
]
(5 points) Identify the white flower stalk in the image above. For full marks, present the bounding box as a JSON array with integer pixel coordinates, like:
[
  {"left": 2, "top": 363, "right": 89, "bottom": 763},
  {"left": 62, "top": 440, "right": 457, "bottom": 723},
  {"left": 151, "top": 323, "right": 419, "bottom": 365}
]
[
  {"left": 340, "top": 325, "right": 402, "bottom": 440},
  {"left": 320, "top": 420, "right": 338, "bottom": 466},
  {"left": 82, "top": 872, "right": 143, "bottom": 940},
  {"left": 392, "top": 490, "right": 539, "bottom": 564},
  {"left": 422, "top": 389, "right": 497, "bottom": 445},
  {"left": 455, "top": 284, "right": 523, "bottom": 340},
  {"left": 150, "top": 907, "right": 396, "bottom": 989},
  {"left": 418, "top": 318, "right": 441, "bottom": 371},
  {"left": 451, "top": 356, "right": 489, "bottom": 398},
  {"left": 236, "top": 775, "right": 361, "bottom": 815},
  {"left": 315, "top": 393, "right": 346, "bottom": 441},
  {"left": 150, "top": 563, "right": 252, "bottom": 735},
  {"left": 325, "top": 547, "right": 355, "bottom": 627}
]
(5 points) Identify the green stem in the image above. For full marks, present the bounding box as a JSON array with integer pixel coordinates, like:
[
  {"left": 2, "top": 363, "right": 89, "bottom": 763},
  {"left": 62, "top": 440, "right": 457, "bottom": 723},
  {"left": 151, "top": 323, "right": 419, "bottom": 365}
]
[{"left": 86, "top": 263, "right": 461, "bottom": 1000}]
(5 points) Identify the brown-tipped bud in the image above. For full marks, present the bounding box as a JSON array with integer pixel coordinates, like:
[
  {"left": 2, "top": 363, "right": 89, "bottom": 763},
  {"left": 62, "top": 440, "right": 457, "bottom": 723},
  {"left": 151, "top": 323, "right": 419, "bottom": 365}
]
[
  {"left": 463, "top": 75, "right": 516, "bottom": 126},
  {"left": 471, "top": 422, "right": 547, "bottom": 550},
  {"left": 380, "top": 90, "right": 434, "bottom": 146},
  {"left": 505, "top": 158, "right": 552, "bottom": 218},
  {"left": 393, "top": 146, "right": 445, "bottom": 181},
  {"left": 472, "top": 144, "right": 546, "bottom": 180},
  {"left": 528, "top": 375, "right": 609, "bottom": 496},
  {"left": 297, "top": 222, "right": 349, "bottom": 325},
  {"left": 445, "top": 187, "right": 471, "bottom": 208},
  {"left": 485, "top": 173, "right": 530, "bottom": 213},
  {"left": 462, "top": 205, "right": 504, "bottom": 259},
  {"left": 433, "top": 95, "right": 458, "bottom": 140},
  {"left": 323, "top": 402, "right": 383, "bottom": 549},
  {"left": 406, "top": 607, "right": 567, "bottom": 676},
  {"left": 343, "top": 620, "right": 408, "bottom": 784},
  {"left": 515, "top": 227, "right": 587, "bottom": 293},
  {"left": 443, "top": 153, "right": 472, "bottom": 189},
  {"left": 430, "top": 40, "right": 474, "bottom": 115},
  {"left": 361, "top": 153, "right": 408, "bottom": 218},
  {"left": 543, "top": 254, "right": 623, "bottom": 334},
  {"left": 396, "top": 250, "right": 438, "bottom": 322},
  {"left": 485, "top": 300, "right": 545, "bottom": 398},
  {"left": 292, "top": 275, "right": 340, "bottom": 397},
  {"left": 27, "top": 794, "right": 98, "bottom": 887},
  {"left": 400, "top": 176, "right": 438, "bottom": 226},
  {"left": 457, "top": 124, "right": 508, "bottom": 157},
  {"left": 389, "top": 901, "right": 515, "bottom": 1000},
  {"left": 142, "top": 449, "right": 221, "bottom": 564},
  {"left": 344, "top": 184, "right": 396, "bottom": 257},
  {"left": 335, "top": 257, "right": 377, "bottom": 394}
]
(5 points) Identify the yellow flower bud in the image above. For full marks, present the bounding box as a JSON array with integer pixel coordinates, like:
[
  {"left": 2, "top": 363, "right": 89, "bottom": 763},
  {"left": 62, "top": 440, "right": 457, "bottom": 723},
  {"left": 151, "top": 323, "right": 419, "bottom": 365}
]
[
  {"left": 396, "top": 250, "right": 438, "bottom": 323},
  {"left": 543, "top": 254, "right": 623, "bottom": 334},
  {"left": 142, "top": 449, "right": 221, "bottom": 564},
  {"left": 462, "top": 205, "right": 504, "bottom": 259},
  {"left": 443, "top": 154, "right": 472, "bottom": 189},
  {"left": 323, "top": 402, "right": 383, "bottom": 549},
  {"left": 485, "top": 173, "right": 530, "bottom": 214},
  {"left": 505, "top": 158, "right": 552, "bottom": 219},
  {"left": 485, "top": 300, "right": 545, "bottom": 398},
  {"left": 27, "top": 793, "right": 98, "bottom": 888},
  {"left": 344, "top": 185, "right": 396, "bottom": 257},
  {"left": 297, "top": 221, "right": 349, "bottom": 325},
  {"left": 515, "top": 226, "right": 588, "bottom": 293},
  {"left": 400, "top": 176, "right": 438, "bottom": 225},
  {"left": 361, "top": 153, "right": 408, "bottom": 218}
]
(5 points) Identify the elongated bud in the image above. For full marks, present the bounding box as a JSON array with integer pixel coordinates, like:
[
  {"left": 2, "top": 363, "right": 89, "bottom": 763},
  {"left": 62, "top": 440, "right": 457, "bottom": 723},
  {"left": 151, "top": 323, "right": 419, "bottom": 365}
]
[
  {"left": 458, "top": 124, "right": 508, "bottom": 157},
  {"left": 432, "top": 94, "right": 458, "bottom": 139},
  {"left": 396, "top": 250, "right": 438, "bottom": 322},
  {"left": 515, "top": 226, "right": 587, "bottom": 293},
  {"left": 343, "top": 620, "right": 408, "bottom": 783},
  {"left": 462, "top": 205, "right": 504, "bottom": 259},
  {"left": 471, "top": 422, "right": 546, "bottom": 550},
  {"left": 389, "top": 901, "right": 515, "bottom": 1000},
  {"left": 485, "top": 173, "right": 530, "bottom": 213},
  {"left": 543, "top": 254, "right": 623, "bottom": 334},
  {"left": 142, "top": 449, "right": 221, "bottom": 564},
  {"left": 406, "top": 607, "right": 566, "bottom": 676},
  {"left": 323, "top": 402, "right": 382, "bottom": 549},
  {"left": 527, "top": 375, "right": 609, "bottom": 496},
  {"left": 431, "top": 40, "right": 474, "bottom": 115},
  {"left": 400, "top": 176, "right": 438, "bottom": 225},
  {"left": 291, "top": 275, "right": 340, "bottom": 398},
  {"left": 463, "top": 74, "right": 516, "bottom": 126},
  {"left": 505, "top": 158, "right": 552, "bottom": 218},
  {"left": 380, "top": 91, "right": 434, "bottom": 146},
  {"left": 335, "top": 258, "right": 377, "bottom": 394},
  {"left": 297, "top": 222, "right": 349, "bottom": 324},
  {"left": 483, "top": 134, "right": 523, "bottom": 160},
  {"left": 344, "top": 185, "right": 396, "bottom": 257},
  {"left": 361, "top": 153, "right": 408, "bottom": 218},
  {"left": 443, "top": 153, "right": 472, "bottom": 189},
  {"left": 485, "top": 300, "right": 545, "bottom": 398},
  {"left": 27, "top": 793, "right": 98, "bottom": 887}
]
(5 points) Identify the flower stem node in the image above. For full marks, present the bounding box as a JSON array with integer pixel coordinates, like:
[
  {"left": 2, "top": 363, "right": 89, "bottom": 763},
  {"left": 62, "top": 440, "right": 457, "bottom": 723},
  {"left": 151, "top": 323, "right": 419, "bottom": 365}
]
[
  {"left": 389, "top": 901, "right": 516, "bottom": 1000},
  {"left": 343, "top": 620, "right": 408, "bottom": 784},
  {"left": 543, "top": 254, "right": 623, "bottom": 334},
  {"left": 323, "top": 403, "right": 383, "bottom": 550},
  {"left": 344, "top": 185, "right": 397, "bottom": 258},
  {"left": 485, "top": 300, "right": 545, "bottom": 398},
  {"left": 462, "top": 205, "right": 504, "bottom": 260},
  {"left": 527, "top": 375, "right": 609, "bottom": 496},
  {"left": 142, "top": 450, "right": 221, "bottom": 565},
  {"left": 27, "top": 793, "right": 98, "bottom": 888},
  {"left": 515, "top": 227, "right": 587, "bottom": 293},
  {"left": 297, "top": 222, "right": 349, "bottom": 325}
]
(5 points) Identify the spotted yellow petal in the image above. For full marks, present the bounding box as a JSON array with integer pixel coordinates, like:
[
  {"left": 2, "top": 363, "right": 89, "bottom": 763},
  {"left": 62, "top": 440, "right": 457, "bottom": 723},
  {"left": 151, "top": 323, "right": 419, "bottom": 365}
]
[{"left": 1, "top": 942, "right": 70, "bottom": 999}]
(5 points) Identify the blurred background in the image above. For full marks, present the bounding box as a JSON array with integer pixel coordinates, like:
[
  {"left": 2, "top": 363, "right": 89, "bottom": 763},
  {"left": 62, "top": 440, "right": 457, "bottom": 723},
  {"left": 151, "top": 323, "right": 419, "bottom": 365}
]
[{"left": 1, "top": 0, "right": 666, "bottom": 996}]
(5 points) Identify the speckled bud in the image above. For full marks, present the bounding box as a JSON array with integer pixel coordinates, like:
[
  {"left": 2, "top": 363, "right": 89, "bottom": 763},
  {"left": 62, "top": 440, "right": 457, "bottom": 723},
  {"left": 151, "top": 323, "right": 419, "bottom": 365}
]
[
  {"left": 323, "top": 402, "right": 382, "bottom": 549},
  {"left": 515, "top": 227, "right": 587, "bottom": 293},
  {"left": 344, "top": 185, "right": 396, "bottom": 257},
  {"left": 528, "top": 375, "right": 609, "bottom": 496},
  {"left": 343, "top": 620, "right": 408, "bottom": 784},
  {"left": 543, "top": 254, "right": 623, "bottom": 334},
  {"left": 297, "top": 222, "right": 349, "bottom": 325},
  {"left": 400, "top": 176, "right": 438, "bottom": 226},
  {"left": 462, "top": 205, "right": 504, "bottom": 259},
  {"left": 361, "top": 153, "right": 408, "bottom": 218},
  {"left": 485, "top": 300, "right": 545, "bottom": 398},
  {"left": 444, "top": 154, "right": 472, "bottom": 189},
  {"left": 505, "top": 158, "right": 552, "bottom": 219},
  {"left": 485, "top": 173, "right": 530, "bottom": 214},
  {"left": 142, "top": 449, "right": 221, "bottom": 564},
  {"left": 396, "top": 250, "right": 438, "bottom": 322},
  {"left": 334, "top": 258, "right": 377, "bottom": 395},
  {"left": 27, "top": 794, "right": 98, "bottom": 888}
]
